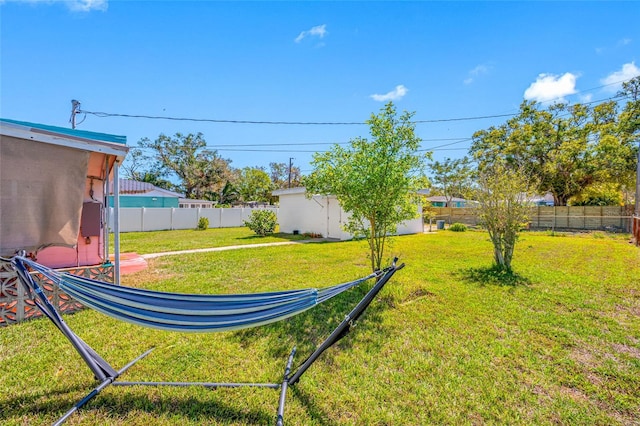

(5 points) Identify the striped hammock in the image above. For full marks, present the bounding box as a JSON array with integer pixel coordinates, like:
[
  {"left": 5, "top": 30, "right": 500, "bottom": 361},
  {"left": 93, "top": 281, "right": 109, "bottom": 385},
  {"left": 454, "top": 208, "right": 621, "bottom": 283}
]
[{"left": 17, "top": 257, "right": 381, "bottom": 333}]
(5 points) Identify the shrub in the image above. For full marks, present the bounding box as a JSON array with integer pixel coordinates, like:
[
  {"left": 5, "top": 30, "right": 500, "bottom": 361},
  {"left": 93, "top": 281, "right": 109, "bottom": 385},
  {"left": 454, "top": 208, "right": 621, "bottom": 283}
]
[
  {"left": 449, "top": 222, "right": 467, "bottom": 232},
  {"left": 244, "top": 210, "right": 277, "bottom": 236},
  {"left": 196, "top": 217, "right": 209, "bottom": 231}
]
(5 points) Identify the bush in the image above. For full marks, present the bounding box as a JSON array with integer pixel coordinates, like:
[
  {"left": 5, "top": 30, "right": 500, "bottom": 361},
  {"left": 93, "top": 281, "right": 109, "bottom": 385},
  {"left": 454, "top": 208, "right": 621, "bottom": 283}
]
[
  {"left": 196, "top": 217, "right": 209, "bottom": 231},
  {"left": 244, "top": 210, "right": 277, "bottom": 236},
  {"left": 449, "top": 222, "right": 467, "bottom": 232}
]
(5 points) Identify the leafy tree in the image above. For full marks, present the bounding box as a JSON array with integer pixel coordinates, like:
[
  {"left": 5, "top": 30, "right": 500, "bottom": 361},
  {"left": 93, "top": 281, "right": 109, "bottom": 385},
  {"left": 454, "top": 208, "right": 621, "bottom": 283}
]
[
  {"left": 304, "top": 102, "right": 430, "bottom": 272},
  {"left": 138, "top": 132, "right": 233, "bottom": 200},
  {"left": 120, "top": 147, "right": 178, "bottom": 191},
  {"left": 569, "top": 182, "right": 624, "bottom": 206},
  {"left": 617, "top": 76, "right": 640, "bottom": 213},
  {"left": 427, "top": 156, "right": 475, "bottom": 205},
  {"left": 470, "top": 97, "right": 638, "bottom": 206},
  {"left": 235, "top": 167, "right": 274, "bottom": 203},
  {"left": 471, "top": 101, "right": 593, "bottom": 206},
  {"left": 474, "top": 162, "right": 535, "bottom": 272},
  {"left": 217, "top": 180, "right": 239, "bottom": 206},
  {"left": 270, "top": 161, "right": 302, "bottom": 189}
]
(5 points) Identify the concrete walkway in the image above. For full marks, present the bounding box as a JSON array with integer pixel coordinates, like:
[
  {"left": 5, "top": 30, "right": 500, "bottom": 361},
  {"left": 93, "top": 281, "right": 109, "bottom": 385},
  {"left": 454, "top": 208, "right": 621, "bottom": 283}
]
[{"left": 141, "top": 240, "right": 310, "bottom": 259}]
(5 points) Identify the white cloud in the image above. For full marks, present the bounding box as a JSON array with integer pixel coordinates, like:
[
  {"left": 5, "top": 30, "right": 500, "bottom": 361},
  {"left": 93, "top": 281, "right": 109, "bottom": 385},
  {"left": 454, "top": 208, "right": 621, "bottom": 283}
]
[
  {"left": 295, "top": 24, "right": 327, "bottom": 43},
  {"left": 5, "top": 0, "right": 107, "bottom": 12},
  {"left": 601, "top": 62, "right": 640, "bottom": 92},
  {"left": 579, "top": 93, "right": 593, "bottom": 103},
  {"left": 618, "top": 38, "right": 632, "bottom": 46},
  {"left": 464, "top": 64, "right": 490, "bottom": 85},
  {"left": 524, "top": 73, "right": 578, "bottom": 103},
  {"left": 370, "top": 85, "right": 408, "bottom": 102},
  {"left": 68, "top": 0, "right": 108, "bottom": 12}
]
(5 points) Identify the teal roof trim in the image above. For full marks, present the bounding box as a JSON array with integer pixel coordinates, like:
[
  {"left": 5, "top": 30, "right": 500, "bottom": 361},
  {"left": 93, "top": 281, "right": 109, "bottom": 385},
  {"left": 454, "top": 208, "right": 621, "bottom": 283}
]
[{"left": 0, "top": 118, "right": 126, "bottom": 145}]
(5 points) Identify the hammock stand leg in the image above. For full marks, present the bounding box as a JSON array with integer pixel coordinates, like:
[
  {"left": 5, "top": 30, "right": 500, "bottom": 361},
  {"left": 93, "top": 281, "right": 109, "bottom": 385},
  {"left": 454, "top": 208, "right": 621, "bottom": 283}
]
[
  {"left": 52, "top": 348, "right": 154, "bottom": 426},
  {"left": 276, "top": 347, "right": 297, "bottom": 426},
  {"left": 11, "top": 257, "right": 118, "bottom": 380},
  {"left": 287, "top": 259, "right": 404, "bottom": 386}
]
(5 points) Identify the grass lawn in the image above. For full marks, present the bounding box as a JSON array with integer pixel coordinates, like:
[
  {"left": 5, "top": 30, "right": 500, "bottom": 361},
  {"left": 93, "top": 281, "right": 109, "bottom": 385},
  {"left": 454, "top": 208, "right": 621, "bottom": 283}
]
[
  {"left": 110, "top": 227, "right": 309, "bottom": 255},
  {"left": 2, "top": 230, "right": 639, "bottom": 425}
]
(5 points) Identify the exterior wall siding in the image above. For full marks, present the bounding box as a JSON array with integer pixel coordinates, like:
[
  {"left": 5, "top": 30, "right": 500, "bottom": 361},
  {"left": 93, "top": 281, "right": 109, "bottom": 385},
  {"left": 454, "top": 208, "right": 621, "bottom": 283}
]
[{"left": 108, "top": 195, "right": 179, "bottom": 208}]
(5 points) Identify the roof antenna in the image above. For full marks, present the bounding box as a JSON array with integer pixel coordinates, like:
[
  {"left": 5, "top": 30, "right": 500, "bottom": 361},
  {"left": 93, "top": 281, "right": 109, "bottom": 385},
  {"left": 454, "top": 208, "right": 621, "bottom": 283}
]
[{"left": 70, "top": 99, "right": 81, "bottom": 129}]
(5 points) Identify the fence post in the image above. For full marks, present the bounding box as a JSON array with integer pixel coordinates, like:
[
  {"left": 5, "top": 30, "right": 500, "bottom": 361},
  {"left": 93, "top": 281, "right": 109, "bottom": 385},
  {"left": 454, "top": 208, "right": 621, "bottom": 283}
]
[{"left": 600, "top": 206, "right": 603, "bottom": 229}]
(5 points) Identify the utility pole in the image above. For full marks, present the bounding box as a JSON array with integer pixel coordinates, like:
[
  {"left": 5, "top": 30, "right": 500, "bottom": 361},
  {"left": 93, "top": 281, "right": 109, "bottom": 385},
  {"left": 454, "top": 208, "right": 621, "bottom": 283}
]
[
  {"left": 288, "top": 157, "right": 294, "bottom": 188},
  {"left": 70, "top": 100, "right": 81, "bottom": 129}
]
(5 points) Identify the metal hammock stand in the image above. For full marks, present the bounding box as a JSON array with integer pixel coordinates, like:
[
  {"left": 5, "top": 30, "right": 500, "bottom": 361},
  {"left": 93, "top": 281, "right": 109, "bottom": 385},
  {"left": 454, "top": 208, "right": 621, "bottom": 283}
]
[{"left": 11, "top": 255, "right": 403, "bottom": 426}]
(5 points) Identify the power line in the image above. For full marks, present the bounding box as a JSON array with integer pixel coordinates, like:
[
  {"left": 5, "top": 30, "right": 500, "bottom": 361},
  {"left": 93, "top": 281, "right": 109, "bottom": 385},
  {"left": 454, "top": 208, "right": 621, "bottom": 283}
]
[
  {"left": 79, "top": 110, "right": 365, "bottom": 125},
  {"left": 76, "top": 76, "right": 638, "bottom": 129},
  {"left": 79, "top": 109, "right": 521, "bottom": 126}
]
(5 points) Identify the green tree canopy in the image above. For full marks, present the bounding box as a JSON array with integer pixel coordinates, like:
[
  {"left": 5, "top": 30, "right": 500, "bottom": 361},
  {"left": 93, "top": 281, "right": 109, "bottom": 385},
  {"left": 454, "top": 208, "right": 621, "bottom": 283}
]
[
  {"left": 235, "top": 167, "right": 274, "bottom": 203},
  {"left": 304, "top": 102, "right": 430, "bottom": 272},
  {"left": 470, "top": 98, "right": 638, "bottom": 206},
  {"left": 427, "top": 156, "right": 475, "bottom": 203},
  {"left": 138, "top": 132, "right": 233, "bottom": 200},
  {"left": 270, "top": 161, "right": 302, "bottom": 189}
]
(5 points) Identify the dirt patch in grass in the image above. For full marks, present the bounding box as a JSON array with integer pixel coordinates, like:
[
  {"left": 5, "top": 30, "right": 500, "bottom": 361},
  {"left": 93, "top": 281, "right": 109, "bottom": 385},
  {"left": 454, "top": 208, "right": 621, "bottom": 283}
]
[
  {"left": 570, "top": 346, "right": 599, "bottom": 369},
  {"left": 399, "top": 288, "right": 436, "bottom": 306},
  {"left": 611, "top": 343, "right": 640, "bottom": 359}
]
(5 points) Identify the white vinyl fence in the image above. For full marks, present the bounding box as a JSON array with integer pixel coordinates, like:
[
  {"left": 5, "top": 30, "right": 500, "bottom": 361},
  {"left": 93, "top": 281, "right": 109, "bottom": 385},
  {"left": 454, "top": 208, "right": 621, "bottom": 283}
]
[{"left": 109, "top": 207, "right": 279, "bottom": 232}]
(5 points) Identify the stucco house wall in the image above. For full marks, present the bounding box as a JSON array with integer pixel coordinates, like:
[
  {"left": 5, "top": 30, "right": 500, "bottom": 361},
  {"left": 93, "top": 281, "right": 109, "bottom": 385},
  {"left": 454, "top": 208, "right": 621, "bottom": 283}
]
[
  {"left": 0, "top": 118, "right": 128, "bottom": 269},
  {"left": 273, "top": 187, "right": 423, "bottom": 240}
]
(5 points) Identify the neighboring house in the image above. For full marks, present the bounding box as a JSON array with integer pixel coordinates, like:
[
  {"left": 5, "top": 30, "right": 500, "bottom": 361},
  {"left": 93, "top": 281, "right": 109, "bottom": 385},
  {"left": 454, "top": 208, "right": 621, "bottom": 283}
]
[
  {"left": 0, "top": 118, "right": 128, "bottom": 269},
  {"left": 273, "top": 187, "right": 423, "bottom": 241},
  {"left": 109, "top": 179, "right": 215, "bottom": 208},
  {"left": 424, "top": 195, "right": 471, "bottom": 208},
  {"left": 527, "top": 193, "right": 555, "bottom": 206},
  {"left": 179, "top": 198, "right": 214, "bottom": 208},
  {"left": 108, "top": 179, "right": 182, "bottom": 208}
]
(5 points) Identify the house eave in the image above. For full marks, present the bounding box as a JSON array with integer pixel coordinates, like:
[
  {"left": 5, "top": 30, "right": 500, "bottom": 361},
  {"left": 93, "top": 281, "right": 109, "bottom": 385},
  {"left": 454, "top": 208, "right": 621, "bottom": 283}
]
[{"left": 0, "top": 119, "right": 129, "bottom": 161}]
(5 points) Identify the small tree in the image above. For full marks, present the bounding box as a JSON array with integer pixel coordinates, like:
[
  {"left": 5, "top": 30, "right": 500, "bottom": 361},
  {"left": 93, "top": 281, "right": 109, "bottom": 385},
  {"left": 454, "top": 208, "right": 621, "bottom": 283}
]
[
  {"left": 244, "top": 210, "right": 277, "bottom": 236},
  {"left": 304, "top": 102, "right": 430, "bottom": 272},
  {"left": 236, "top": 167, "right": 274, "bottom": 203},
  {"left": 428, "top": 156, "right": 475, "bottom": 206},
  {"left": 474, "top": 162, "right": 534, "bottom": 272}
]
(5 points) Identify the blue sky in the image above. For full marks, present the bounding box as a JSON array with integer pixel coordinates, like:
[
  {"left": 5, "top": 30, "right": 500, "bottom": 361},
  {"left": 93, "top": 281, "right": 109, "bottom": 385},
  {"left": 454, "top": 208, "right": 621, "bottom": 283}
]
[{"left": 2, "top": 1, "right": 639, "bottom": 175}]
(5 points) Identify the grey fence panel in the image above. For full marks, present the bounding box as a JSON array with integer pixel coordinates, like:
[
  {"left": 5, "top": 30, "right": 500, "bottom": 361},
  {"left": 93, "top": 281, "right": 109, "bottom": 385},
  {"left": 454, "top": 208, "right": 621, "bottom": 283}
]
[{"left": 429, "top": 206, "right": 633, "bottom": 232}]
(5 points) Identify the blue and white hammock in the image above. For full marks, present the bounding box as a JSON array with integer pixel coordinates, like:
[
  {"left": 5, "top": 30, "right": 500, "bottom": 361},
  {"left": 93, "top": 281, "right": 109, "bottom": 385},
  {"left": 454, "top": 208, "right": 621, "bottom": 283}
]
[
  {"left": 11, "top": 255, "right": 402, "bottom": 426},
  {"left": 16, "top": 256, "right": 381, "bottom": 333}
]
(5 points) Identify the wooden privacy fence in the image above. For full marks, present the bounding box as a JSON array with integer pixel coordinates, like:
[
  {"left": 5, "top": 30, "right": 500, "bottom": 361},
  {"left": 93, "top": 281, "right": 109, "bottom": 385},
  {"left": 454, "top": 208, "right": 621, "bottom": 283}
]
[{"left": 430, "top": 206, "right": 634, "bottom": 232}]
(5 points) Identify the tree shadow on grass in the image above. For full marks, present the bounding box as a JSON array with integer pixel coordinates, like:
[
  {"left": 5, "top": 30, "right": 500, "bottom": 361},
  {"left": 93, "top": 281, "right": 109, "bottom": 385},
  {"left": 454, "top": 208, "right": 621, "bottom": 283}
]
[
  {"left": 0, "top": 382, "right": 275, "bottom": 424},
  {"left": 458, "top": 265, "right": 531, "bottom": 287},
  {"left": 94, "top": 391, "right": 275, "bottom": 424}
]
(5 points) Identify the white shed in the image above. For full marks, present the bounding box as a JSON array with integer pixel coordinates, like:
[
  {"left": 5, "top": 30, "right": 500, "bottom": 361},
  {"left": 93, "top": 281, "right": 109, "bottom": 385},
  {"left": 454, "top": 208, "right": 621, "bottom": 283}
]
[{"left": 273, "top": 187, "right": 424, "bottom": 241}]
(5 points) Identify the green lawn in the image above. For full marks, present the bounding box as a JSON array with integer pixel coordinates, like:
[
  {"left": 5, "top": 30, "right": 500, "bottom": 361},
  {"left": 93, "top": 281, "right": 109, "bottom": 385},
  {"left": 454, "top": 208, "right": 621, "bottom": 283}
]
[
  {"left": 110, "top": 227, "right": 309, "bottom": 255},
  {"left": 2, "top": 230, "right": 639, "bottom": 425}
]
